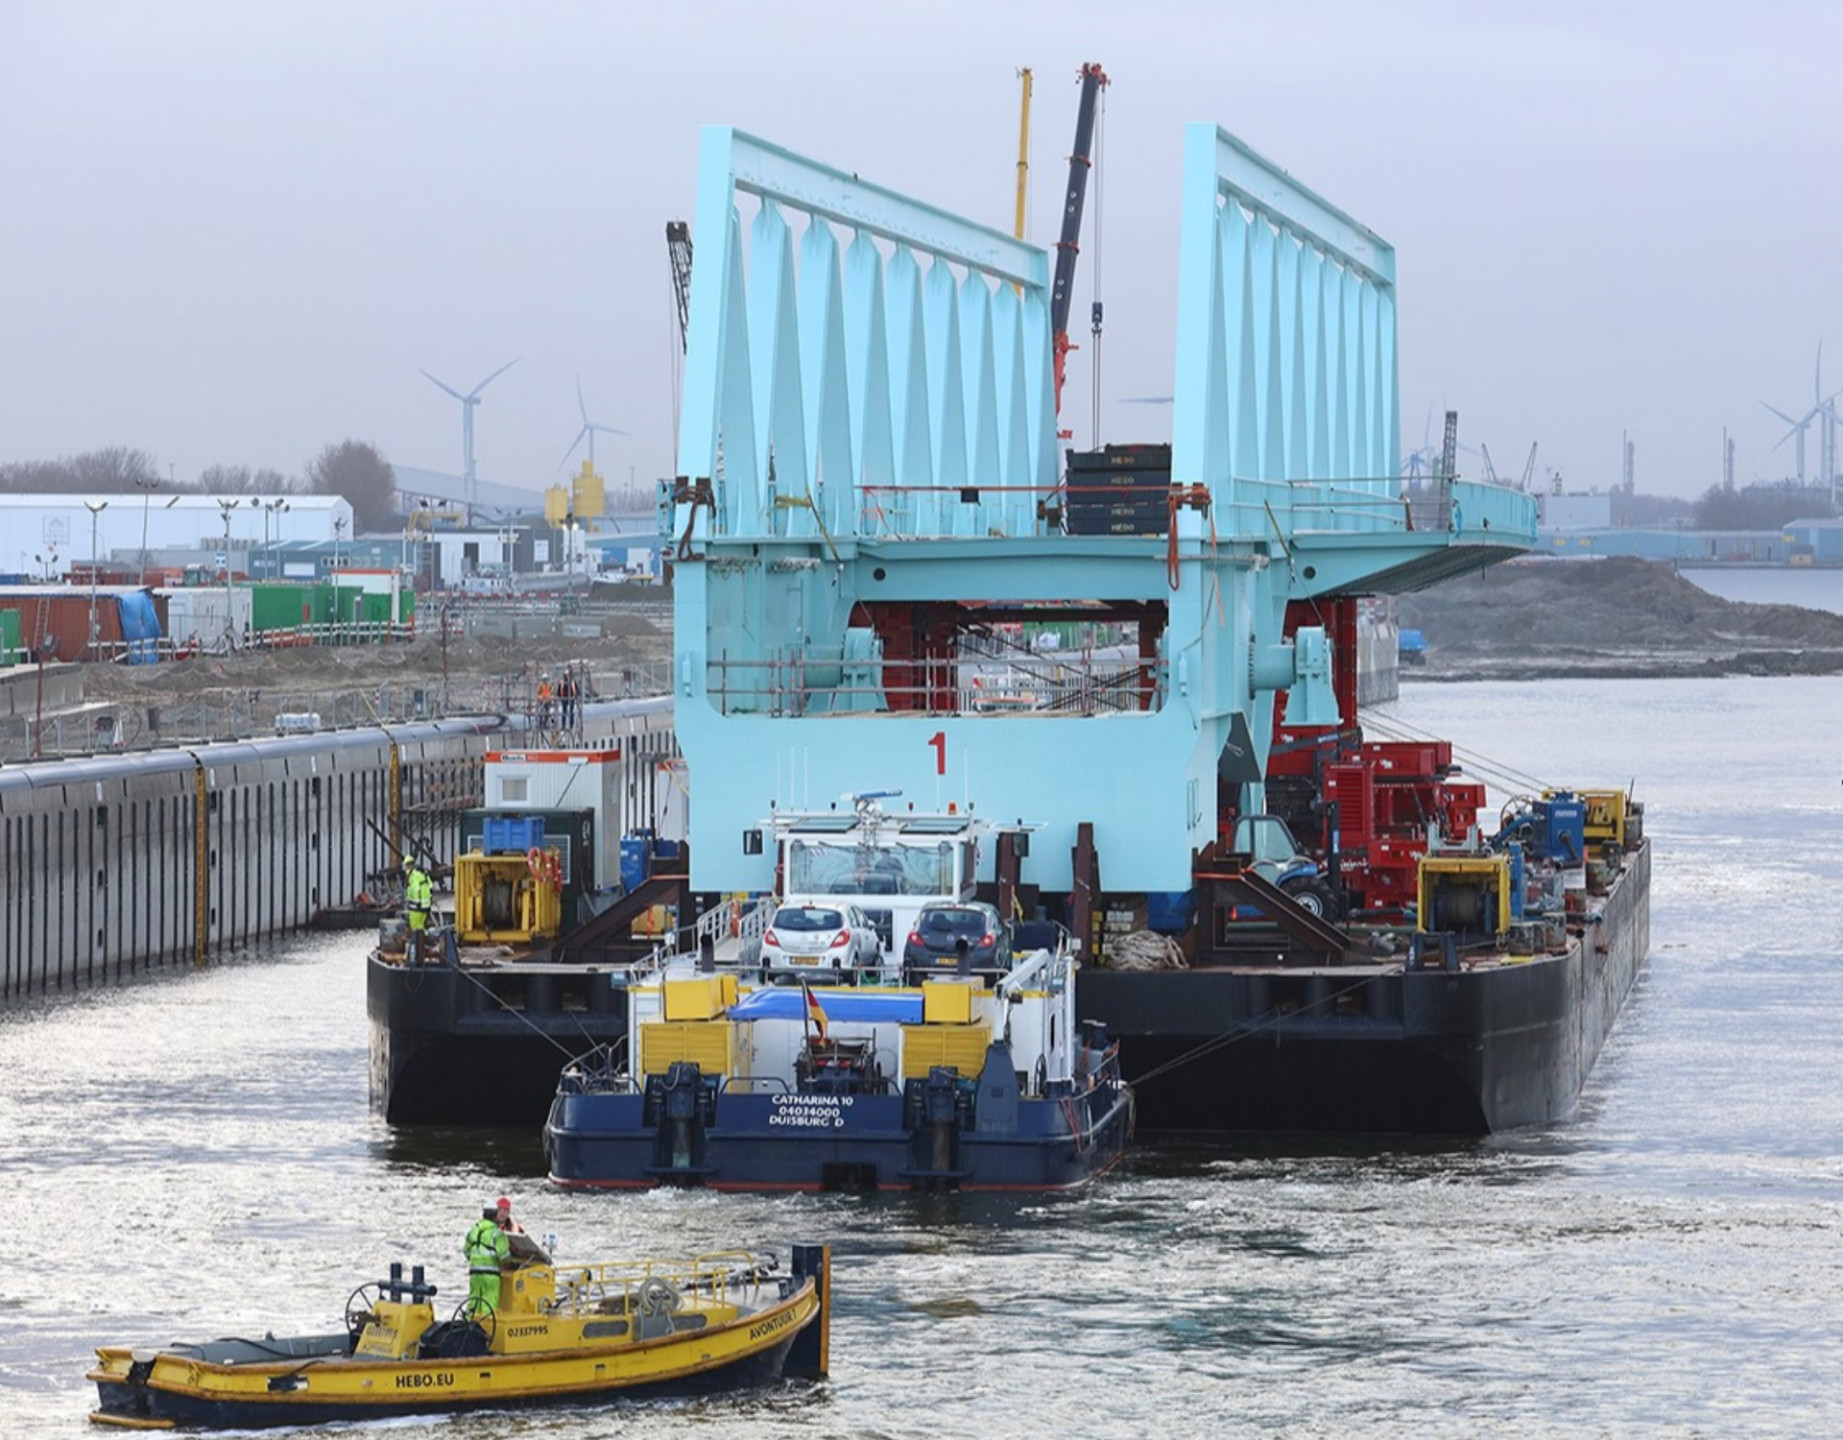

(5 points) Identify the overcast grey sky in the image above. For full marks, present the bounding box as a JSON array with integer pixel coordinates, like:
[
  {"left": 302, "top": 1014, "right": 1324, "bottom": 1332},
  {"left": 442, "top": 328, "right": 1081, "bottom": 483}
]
[{"left": 4, "top": 1, "right": 1839, "bottom": 501}]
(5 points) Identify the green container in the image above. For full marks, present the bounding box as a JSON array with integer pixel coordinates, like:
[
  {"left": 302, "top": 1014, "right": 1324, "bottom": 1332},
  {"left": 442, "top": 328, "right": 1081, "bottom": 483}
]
[
  {"left": 251, "top": 583, "right": 308, "bottom": 633},
  {"left": 250, "top": 582, "right": 335, "bottom": 634},
  {"left": 0, "top": 608, "right": 20, "bottom": 664}
]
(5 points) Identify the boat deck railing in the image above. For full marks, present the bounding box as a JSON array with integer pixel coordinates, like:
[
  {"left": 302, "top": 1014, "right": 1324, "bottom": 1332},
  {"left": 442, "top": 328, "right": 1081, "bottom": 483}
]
[
  {"left": 558, "top": 1043, "right": 636, "bottom": 1095},
  {"left": 544, "top": 1250, "right": 779, "bottom": 1317}
]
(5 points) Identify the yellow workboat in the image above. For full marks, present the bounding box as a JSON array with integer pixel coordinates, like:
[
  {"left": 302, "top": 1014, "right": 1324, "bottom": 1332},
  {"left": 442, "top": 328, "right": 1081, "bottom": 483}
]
[{"left": 89, "top": 1240, "right": 830, "bottom": 1430}]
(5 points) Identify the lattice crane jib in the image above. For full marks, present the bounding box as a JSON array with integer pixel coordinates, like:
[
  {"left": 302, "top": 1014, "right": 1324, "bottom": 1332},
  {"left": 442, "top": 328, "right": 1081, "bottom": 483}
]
[{"left": 667, "top": 221, "right": 694, "bottom": 354}]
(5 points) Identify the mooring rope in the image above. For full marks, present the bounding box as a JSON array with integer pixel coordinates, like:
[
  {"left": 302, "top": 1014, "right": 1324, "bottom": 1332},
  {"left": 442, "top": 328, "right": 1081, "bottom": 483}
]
[{"left": 444, "top": 954, "right": 604, "bottom": 1061}]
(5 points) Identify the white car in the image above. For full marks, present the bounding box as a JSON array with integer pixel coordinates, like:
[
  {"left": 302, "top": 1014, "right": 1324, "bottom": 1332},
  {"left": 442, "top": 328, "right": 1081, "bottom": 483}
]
[{"left": 760, "top": 901, "right": 883, "bottom": 978}]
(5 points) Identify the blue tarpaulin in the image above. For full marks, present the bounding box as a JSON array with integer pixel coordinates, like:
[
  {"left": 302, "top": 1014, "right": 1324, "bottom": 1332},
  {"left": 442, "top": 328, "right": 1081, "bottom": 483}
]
[
  {"left": 117, "top": 589, "right": 163, "bottom": 664},
  {"left": 729, "top": 988, "right": 924, "bottom": 1024}
]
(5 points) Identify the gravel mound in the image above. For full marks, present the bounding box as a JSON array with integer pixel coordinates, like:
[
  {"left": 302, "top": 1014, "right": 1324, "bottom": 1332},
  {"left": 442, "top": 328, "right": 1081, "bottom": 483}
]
[{"left": 1399, "top": 558, "right": 1843, "bottom": 679}]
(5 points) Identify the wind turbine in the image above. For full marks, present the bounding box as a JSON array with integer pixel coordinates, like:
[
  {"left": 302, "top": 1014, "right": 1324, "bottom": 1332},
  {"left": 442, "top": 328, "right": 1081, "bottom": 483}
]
[
  {"left": 421, "top": 358, "right": 519, "bottom": 513},
  {"left": 1401, "top": 405, "right": 1441, "bottom": 484},
  {"left": 558, "top": 376, "right": 629, "bottom": 471},
  {"left": 1820, "top": 395, "right": 1843, "bottom": 510},
  {"left": 1760, "top": 342, "right": 1838, "bottom": 488}
]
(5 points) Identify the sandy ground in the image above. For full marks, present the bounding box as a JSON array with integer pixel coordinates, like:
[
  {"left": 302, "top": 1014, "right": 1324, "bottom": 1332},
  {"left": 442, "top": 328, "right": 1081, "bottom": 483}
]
[{"left": 77, "top": 607, "right": 674, "bottom": 719}]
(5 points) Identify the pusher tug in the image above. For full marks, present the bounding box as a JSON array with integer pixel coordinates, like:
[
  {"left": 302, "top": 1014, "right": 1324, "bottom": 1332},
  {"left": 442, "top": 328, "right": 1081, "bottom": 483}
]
[{"left": 544, "top": 928, "right": 1133, "bottom": 1193}]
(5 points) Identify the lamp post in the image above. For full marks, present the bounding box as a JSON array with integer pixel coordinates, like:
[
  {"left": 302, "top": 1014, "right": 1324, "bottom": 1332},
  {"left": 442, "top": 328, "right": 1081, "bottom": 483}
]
[
  {"left": 217, "top": 498, "right": 240, "bottom": 651},
  {"left": 332, "top": 515, "right": 348, "bottom": 639},
  {"left": 83, "top": 499, "right": 108, "bottom": 659},
  {"left": 134, "top": 475, "right": 159, "bottom": 585},
  {"left": 259, "top": 497, "right": 289, "bottom": 579}
]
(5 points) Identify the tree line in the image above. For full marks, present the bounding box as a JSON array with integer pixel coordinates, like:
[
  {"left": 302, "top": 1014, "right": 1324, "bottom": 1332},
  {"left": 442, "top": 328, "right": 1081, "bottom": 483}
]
[
  {"left": 0, "top": 441, "right": 401, "bottom": 532},
  {"left": 1689, "top": 478, "right": 1837, "bottom": 531}
]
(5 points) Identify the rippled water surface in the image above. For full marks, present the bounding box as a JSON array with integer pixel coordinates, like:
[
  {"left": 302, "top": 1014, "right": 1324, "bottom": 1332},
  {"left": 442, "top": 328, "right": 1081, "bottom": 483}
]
[{"left": 5, "top": 676, "right": 1842, "bottom": 1437}]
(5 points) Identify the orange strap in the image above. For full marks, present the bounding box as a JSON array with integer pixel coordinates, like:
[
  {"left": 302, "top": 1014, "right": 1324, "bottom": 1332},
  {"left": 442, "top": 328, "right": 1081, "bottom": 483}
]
[{"left": 1166, "top": 484, "right": 1216, "bottom": 590}]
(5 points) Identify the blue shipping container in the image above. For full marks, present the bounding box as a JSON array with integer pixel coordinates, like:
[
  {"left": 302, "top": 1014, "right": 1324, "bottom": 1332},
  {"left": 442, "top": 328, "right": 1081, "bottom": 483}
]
[
  {"left": 619, "top": 836, "right": 653, "bottom": 892},
  {"left": 484, "top": 815, "right": 546, "bottom": 854}
]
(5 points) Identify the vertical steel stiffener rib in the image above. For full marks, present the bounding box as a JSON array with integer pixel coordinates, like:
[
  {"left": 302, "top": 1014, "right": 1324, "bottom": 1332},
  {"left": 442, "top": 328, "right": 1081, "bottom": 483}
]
[{"left": 677, "top": 128, "right": 1054, "bottom": 542}]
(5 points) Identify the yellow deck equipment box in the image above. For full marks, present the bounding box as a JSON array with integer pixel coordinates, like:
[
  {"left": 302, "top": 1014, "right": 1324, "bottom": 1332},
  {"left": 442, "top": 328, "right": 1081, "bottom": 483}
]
[
  {"left": 921, "top": 980, "right": 976, "bottom": 1025},
  {"left": 900, "top": 1022, "right": 990, "bottom": 1080},
  {"left": 663, "top": 973, "right": 738, "bottom": 1021}
]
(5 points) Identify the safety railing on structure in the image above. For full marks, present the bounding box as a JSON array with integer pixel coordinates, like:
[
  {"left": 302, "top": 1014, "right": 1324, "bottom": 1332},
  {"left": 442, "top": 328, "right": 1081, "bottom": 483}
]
[
  {"left": 1215, "top": 475, "right": 1531, "bottom": 540},
  {"left": 701, "top": 649, "right": 1165, "bottom": 719},
  {"left": 821, "top": 473, "right": 1523, "bottom": 545}
]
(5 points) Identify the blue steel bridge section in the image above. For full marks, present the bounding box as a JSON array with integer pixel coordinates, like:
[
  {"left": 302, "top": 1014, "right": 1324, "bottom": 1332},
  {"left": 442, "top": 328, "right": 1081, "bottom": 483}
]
[{"left": 670, "top": 122, "right": 1536, "bottom": 898}]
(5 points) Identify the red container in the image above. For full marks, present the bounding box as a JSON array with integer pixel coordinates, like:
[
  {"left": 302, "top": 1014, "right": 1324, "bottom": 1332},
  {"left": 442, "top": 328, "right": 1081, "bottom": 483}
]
[{"left": 0, "top": 593, "right": 128, "bottom": 662}]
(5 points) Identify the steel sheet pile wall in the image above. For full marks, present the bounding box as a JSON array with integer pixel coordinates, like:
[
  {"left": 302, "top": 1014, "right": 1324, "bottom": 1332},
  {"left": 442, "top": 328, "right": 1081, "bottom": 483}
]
[
  {"left": 0, "top": 722, "right": 491, "bottom": 997},
  {"left": 1, "top": 751, "right": 200, "bottom": 992},
  {"left": 1, "top": 700, "right": 681, "bottom": 998}
]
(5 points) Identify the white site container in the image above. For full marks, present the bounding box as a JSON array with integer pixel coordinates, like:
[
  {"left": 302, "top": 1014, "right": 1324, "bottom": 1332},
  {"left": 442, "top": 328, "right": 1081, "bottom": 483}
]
[
  {"left": 331, "top": 568, "right": 408, "bottom": 624},
  {"left": 484, "top": 744, "right": 625, "bottom": 889},
  {"left": 158, "top": 586, "right": 253, "bottom": 650}
]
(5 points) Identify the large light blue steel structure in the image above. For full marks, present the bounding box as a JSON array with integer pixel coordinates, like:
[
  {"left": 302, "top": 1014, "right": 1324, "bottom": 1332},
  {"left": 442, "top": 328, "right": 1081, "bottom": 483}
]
[{"left": 671, "top": 122, "right": 1537, "bottom": 897}]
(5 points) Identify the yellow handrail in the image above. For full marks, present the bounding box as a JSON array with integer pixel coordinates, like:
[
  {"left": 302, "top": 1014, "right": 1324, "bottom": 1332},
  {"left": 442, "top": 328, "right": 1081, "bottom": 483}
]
[{"left": 544, "top": 1250, "right": 775, "bottom": 1317}]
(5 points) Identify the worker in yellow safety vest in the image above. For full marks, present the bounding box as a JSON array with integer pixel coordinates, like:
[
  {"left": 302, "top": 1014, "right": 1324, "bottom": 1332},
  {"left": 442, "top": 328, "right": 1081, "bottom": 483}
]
[
  {"left": 405, "top": 854, "right": 433, "bottom": 926},
  {"left": 463, "top": 1197, "right": 515, "bottom": 1316},
  {"left": 403, "top": 855, "right": 434, "bottom": 963}
]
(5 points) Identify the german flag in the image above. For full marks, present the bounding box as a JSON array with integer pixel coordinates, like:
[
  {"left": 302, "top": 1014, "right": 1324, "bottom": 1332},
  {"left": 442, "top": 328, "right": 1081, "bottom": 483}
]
[{"left": 801, "top": 981, "right": 829, "bottom": 1042}]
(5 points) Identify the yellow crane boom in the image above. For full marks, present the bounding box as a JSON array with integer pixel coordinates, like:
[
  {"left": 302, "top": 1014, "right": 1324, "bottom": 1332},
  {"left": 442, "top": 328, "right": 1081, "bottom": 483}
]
[{"left": 1014, "top": 67, "right": 1032, "bottom": 240}]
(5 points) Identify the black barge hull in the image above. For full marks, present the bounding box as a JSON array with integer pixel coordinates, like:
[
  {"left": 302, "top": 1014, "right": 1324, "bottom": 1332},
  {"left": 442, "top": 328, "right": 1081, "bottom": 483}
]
[
  {"left": 368, "top": 961, "right": 630, "bottom": 1125},
  {"left": 373, "top": 842, "right": 1648, "bottom": 1135},
  {"left": 1086, "top": 839, "right": 1650, "bottom": 1134}
]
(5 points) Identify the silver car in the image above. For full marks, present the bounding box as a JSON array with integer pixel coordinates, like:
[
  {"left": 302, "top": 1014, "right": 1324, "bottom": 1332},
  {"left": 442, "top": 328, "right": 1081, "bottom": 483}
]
[{"left": 761, "top": 901, "right": 883, "bottom": 977}]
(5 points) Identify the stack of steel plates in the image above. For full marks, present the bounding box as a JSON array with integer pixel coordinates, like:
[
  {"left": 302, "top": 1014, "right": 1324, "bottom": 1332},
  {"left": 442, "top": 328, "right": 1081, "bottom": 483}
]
[{"left": 1064, "top": 444, "right": 1171, "bottom": 535}]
